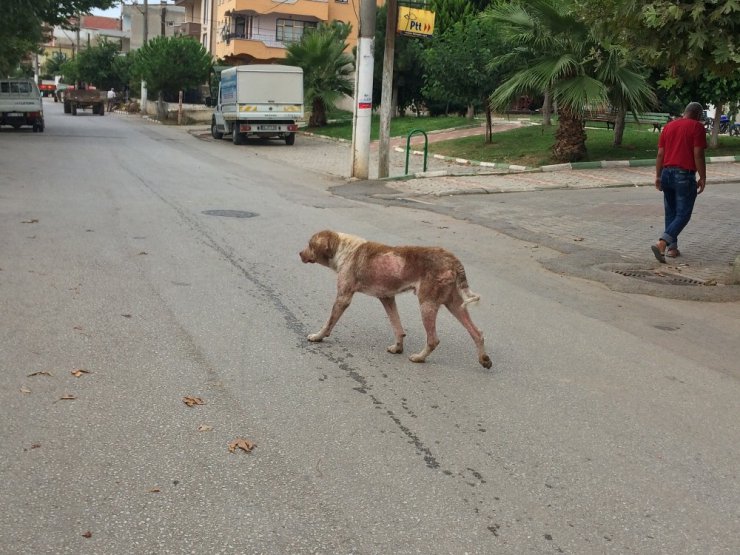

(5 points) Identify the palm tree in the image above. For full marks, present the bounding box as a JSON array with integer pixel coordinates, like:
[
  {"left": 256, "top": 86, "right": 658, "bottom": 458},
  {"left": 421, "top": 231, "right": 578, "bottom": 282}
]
[
  {"left": 285, "top": 23, "right": 354, "bottom": 127},
  {"left": 486, "top": 0, "right": 655, "bottom": 162}
]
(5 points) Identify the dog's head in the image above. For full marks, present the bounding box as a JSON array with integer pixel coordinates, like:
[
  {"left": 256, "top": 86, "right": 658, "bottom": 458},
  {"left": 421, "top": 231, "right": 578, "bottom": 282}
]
[{"left": 299, "top": 230, "right": 340, "bottom": 266}]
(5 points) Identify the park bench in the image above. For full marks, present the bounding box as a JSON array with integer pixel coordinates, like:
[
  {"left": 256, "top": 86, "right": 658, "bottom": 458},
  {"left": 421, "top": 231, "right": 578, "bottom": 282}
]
[
  {"left": 583, "top": 110, "right": 617, "bottom": 129},
  {"left": 628, "top": 112, "right": 672, "bottom": 131}
]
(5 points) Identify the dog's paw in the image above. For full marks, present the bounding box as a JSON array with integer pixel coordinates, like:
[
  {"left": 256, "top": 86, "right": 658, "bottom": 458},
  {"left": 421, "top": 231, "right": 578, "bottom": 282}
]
[
  {"left": 408, "top": 354, "right": 426, "bottom": 363},
  {"left": 387, "top": 343, "right": 403, "bottom": 354},
  {"left": 307, "top": 333, "right": 325, "bottom": 342},
  {"left": 479, "top": 355, "right": 492, "bottom": 369}
]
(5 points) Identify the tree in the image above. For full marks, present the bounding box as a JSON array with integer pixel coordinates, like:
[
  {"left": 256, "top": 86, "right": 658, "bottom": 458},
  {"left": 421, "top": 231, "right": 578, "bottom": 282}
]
[
  {"left": 428, "top": 0, "right": 475, "bottom": 35},
  {"left": 423, "top": 17, "right": 505, "bottom": 140},
  {"left": 285, "top": 22, "right": 354, "bottom": 127},
  {"left": 1, "top": 1, "right": 115, "bottom": 75},
  {"left": 42, "top": 51, "right": 67, "bottom": 79},
  {"left": 486, "top": 0, "right": 655, "bottom": 162},
  {"left": 132, "top": 35, "right": 212, "bottom": 116}
]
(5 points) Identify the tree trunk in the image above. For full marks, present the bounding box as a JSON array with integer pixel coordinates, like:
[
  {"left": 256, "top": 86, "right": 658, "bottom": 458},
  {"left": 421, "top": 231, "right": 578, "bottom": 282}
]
[
  {"left": 157, "top": 91, "right": 166, "bottom": 120},
  {"left": 710, "top": 103, "right": 723, "bottom": 148},
  {"left": 613, "top": 107, "right": 626, "bottom": 147},
  {"left": 466, "top": 104, "right": 474, "bottom": 119},
  {"left": 552, "top": 107, "right": 587, "bottom": 163},
  {"left": 310, "top": 98, "right": 327, "bottom": 127},
  {"left": 485, "top": 102, "right": 492, "bottom": 144},
  {"left": 542, "top": 89, "right": 552, "bottom": 126},
  {"left": 391, "top": 84, "right": 398, "bottom": 117}
]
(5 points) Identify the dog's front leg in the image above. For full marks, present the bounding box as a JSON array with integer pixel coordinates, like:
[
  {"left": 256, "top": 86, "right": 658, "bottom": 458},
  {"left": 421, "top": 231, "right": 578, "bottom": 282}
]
[
  {"left": 308, "top": 291, "right": 354, "bottom": 342},
  {"left": 379, "top": 296, "right": 405, "bottom": 354}
]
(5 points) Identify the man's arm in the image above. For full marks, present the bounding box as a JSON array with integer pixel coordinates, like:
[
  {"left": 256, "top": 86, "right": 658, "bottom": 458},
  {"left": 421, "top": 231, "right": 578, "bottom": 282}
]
[
  {"left": 694, "top": 146, "right": 706, "bottom": 194},
  {"left": 655, "top": 147, "right": 665, "bottom": 191}
]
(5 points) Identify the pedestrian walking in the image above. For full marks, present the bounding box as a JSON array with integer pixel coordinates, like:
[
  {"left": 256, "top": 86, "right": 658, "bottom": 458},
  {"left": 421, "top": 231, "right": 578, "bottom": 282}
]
[
  {"left": 107, "top": 87, "right": 116, "bottom": 112},
  {"left": 652, "top": 101, "right": 707, "bottom": 263}
]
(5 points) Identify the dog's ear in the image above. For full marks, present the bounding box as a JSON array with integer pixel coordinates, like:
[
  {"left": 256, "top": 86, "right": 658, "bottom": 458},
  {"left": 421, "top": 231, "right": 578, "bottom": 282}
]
[{"left": 313, "top": 230, "right": 338, "bottom": 263}]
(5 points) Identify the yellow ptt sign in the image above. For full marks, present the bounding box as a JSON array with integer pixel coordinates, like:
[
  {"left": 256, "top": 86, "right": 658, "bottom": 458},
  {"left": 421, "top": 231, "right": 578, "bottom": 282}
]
[{"left": 397, "top": 6, "right": 435, "bottom": 38}]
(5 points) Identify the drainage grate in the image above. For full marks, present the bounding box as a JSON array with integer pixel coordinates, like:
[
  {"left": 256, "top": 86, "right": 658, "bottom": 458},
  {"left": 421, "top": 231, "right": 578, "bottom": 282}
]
[
  {"left": 201, "top": 210, "right": 257, "bottom": 218},
  {"left": 613, "top": 269, "right": 707, "bottom": 286}
]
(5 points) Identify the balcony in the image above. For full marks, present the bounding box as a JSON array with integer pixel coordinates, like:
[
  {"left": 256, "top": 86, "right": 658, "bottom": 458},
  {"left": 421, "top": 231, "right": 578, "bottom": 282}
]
[
  {"left": 230, "top": 0, "right": 328, "bottom": 20},
  {"left": 223, "top": 32, "right": 294, "bottom": 62},
  {"left": 177, "top": 21, "right": 201, "bottom": 38}
]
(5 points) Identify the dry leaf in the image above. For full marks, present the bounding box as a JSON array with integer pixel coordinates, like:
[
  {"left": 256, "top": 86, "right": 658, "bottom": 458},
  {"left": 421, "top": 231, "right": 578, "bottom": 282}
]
[
  {"left": 121, "top": 314, "right": 132, "bottom": 318},
  {"left": 73, "top": 325, "right": 84, "bottom": 330},
  {"left": 148, "top": 487, "right": 161, "bottom": 493},
  {"left": 197, "top": 425, "right": 213, "bottom": 432},
  {"left": 183, "top": 396, "right": 205, "bottom": 407},
  {"left": 23, "top": 443, "right": 42, "bottom": 452},
  {"left": 59, "top": 394, "right": 76, "bottom": 401},
  {"left": 138, "top": 251, "right": 148, "bottom": 255},
  {"left": 228, "top": 437, "right": 255, "bottom": 454},
  {"left": 71, "top": 369, "right": 90, "bottom": 378},
  {"left": 20, "top": 387, "right": 31, "bottom": 394},
  {"left": 21, "top": 219, "right": 39, "bottom": 224},
  {"left": 82, "top": 531, "right": 92, "bottom": 538},
  {"left": 28, "top": 371, "right": 53, "bottom": 377},
  {"left": 573, "top": 237, "right": 584, "bottom": 242}
]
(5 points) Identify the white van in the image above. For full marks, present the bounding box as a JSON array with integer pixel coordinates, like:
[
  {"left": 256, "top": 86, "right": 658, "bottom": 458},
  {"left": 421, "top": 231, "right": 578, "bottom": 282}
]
[{"left": 0, "top": 79, "right": 45, "bottom": 132}]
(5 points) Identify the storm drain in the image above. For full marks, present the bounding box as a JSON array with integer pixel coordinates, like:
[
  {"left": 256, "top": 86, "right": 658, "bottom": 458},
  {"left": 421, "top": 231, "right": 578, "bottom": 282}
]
[
  {"left": 613, "top": 269, "right": 707, "bottom": 286},
  {"left": 201, "top": 210, "right": 258, "bottom": 218}
]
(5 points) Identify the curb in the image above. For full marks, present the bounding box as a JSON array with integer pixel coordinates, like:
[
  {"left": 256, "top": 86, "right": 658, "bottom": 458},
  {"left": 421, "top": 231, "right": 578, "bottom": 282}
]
[{"left": 392, "top": 147, "right": 740, "bottom": 178}]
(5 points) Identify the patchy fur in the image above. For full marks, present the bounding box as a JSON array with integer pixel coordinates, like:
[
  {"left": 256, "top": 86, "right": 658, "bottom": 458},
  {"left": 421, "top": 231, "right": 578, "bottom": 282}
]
[{"left": 299, "top": 230, "right": 492, "bottom": 369}]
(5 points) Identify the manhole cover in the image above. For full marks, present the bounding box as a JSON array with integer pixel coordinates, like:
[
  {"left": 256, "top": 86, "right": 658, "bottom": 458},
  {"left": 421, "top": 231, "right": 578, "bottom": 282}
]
[
  {"left": 613, "top": 269, "right": 707, "bottom": 286},
  {"left": 201, "top": 210, "right": 257, "bottom": 218}
]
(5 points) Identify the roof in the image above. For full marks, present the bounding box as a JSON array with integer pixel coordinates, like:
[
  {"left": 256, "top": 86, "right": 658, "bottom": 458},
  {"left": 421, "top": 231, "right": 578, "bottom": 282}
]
[{"left": 81, "top": 15, "right": 120, "bottom": 30}]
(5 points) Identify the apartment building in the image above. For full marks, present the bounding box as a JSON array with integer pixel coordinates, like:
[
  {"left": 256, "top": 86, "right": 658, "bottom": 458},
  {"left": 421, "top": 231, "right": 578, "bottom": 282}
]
[
  {"left": 168, "top": 0, "right": 364, "bottom": 64},
  {"left": 122, "top": 1, "right": 187, "bottom": 51}
]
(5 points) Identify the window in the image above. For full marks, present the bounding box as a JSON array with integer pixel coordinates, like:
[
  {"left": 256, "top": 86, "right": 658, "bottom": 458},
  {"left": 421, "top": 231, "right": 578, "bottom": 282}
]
[
  {"left": 234, "top": 15, "right": 253, "bottom": 39},
  {"left": 276, "top": 18, "right": 317, "bottom": 43}
]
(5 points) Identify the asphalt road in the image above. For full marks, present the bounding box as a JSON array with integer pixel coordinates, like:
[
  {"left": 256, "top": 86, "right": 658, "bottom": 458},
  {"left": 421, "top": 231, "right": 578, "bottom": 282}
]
[{"left": 1, "top": 100, "right": 739, "bottom": 554}]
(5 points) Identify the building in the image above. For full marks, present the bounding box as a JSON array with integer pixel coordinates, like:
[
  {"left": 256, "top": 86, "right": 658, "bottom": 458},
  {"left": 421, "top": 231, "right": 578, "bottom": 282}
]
[
  {"left": 210, "top": 0, "right": 369, "bottom": 65},
  {"left": 44, "top": 15, "right": 125, "bottom": 61},
  {"left": 122, "top": 1, "right": 187, "bottom": 51}
]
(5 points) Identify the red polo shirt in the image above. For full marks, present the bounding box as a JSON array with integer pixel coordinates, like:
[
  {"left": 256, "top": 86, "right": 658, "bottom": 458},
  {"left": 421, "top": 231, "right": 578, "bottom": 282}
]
[{"left": 658, "top": 118, "right": 707, "bottom": 171}]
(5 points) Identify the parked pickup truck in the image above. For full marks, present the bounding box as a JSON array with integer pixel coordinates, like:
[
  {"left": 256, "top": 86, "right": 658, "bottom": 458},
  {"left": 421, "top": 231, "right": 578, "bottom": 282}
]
[
  {"left": 208, "top": 65, "right": 304, "bottom": 145},
  {"left": 62, "top": 88, "right": 105, "bottom": 116},
  {"left": 0, "top": 78, "right": 45, "bottom": 132}
]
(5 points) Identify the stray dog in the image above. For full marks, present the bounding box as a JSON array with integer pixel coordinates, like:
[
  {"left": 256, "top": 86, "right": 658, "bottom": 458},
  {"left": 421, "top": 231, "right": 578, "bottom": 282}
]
[{"left": 299, "top": 230, "right": 492, "bottom": 369}]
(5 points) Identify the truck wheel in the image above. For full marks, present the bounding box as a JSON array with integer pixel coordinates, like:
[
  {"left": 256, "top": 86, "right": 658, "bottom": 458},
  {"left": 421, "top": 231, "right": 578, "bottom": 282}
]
[
  {"left": 64, "top": 101, "right": 71, "bottom": 114},
  {"left": 98, "top": 104, "right": 105, "bottom": 116},
  {"left": 72, "top": 105, "right": 77, "bottom": 116},
  {"left": 232, "top": 127, "right": 244, "bottom": 145},
  {"left": 211, "top": 119, "right": 223, "bottom": 140},
  {"left": 285, "top": 133, "right": 296, "bottom": 145}
]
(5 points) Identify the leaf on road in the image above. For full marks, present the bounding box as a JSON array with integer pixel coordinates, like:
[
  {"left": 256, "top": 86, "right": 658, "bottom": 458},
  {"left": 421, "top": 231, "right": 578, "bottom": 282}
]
[
  {"left": 59, "top": 394, "right": 76, "bottom": 401},
  {"left": 71, "top": 369, "right": 90, "bottom": 378},
  {"left": 228, "top": 438, "right": 255, "bottom": 454},
  {"left": 121, "top": 314, "right": 132, "bottom": 318},
  {"left": 183, "top": 396, "right": 205, "bottom": 407},
  {"left": 20, "top": 387, "right": 31, "bottom": 394},
  {"left": 82, "top": 531, "right": 92, "bottom": 538},
  {"left": 148, "top": 487, "right": 161, "bottom": 493},
  {"left": 573, "top": 237, "right": 584, "bottom": 242},
  {"left": 21, "top": 219, "right": 39, "bottom": 224},
  {"left": 28, "top": 371, "right": 53, "bottom": 377},
  {"left": 138, "top": 251, "right": 148, "bottom": 256},
  {"left": 24, "top": 443, "right": 42, "bottom": 452},
  {"left": 197, "top": 424, "right": 213, "bottom": 432}
]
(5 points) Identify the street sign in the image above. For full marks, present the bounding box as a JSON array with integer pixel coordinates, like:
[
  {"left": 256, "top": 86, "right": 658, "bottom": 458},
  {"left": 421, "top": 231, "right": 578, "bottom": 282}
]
[{"left": 397, "top": 6, "right": 435, "bottom": 38}]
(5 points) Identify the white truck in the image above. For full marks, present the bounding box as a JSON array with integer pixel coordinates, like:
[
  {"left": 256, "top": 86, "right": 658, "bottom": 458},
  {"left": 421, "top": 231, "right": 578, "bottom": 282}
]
[
  {"left": 209, "top": 65, "right": 304, "bottom": 146},
  {"left": 0, "top": 78, "right": 45, "bottom": 132}
]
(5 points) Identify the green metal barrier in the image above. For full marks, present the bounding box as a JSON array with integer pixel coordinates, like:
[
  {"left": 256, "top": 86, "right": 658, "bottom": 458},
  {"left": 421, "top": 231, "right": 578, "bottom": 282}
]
[{"left": 404, "top": 129, "right": 428, "bottom": 175}]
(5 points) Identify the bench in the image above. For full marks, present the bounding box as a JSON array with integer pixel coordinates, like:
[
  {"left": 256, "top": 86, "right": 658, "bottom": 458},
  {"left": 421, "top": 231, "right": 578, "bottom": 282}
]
[
  {"left": 628, "top": 112, "right": 672, "bottom": 132},
  {"left": 584, "top": 111, "right": 617, "bottom": 130}
]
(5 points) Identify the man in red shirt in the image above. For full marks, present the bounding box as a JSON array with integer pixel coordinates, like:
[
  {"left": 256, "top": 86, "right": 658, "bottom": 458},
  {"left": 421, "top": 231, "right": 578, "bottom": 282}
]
[{"left": 651, "top": 102, "right": 707, "bottom": 263}]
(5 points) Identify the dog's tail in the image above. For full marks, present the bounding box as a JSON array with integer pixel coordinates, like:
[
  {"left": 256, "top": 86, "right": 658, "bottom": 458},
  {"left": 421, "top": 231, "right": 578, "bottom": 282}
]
[{"left": 455, "top": 261, "right": 481, "bottom": 308}]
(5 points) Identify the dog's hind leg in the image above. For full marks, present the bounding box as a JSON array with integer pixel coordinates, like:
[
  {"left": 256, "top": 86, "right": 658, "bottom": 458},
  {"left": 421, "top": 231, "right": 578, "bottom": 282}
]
[
  {"left": 409, "top": 302, "right": 440, "bottom": 363},
  {"left": 445, "top": 300, "right": 492, "bottom": 369},
  {"left": 379, "top": 296, "right": 406, "bottom": 354},
  {"left": 308, "top": 292, "right": 353, "bottom": 342}
]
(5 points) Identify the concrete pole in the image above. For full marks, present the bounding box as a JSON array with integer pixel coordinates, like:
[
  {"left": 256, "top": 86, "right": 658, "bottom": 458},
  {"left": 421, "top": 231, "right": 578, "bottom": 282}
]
[
  {"left": 350, "top": 0, "right": 376, "bottom": 179},
  {"left": 377, "top": 0, "right": 398, "bottom": 178},
  {"left": 141, "top": 0, "right": 149, "bottom": 114}
]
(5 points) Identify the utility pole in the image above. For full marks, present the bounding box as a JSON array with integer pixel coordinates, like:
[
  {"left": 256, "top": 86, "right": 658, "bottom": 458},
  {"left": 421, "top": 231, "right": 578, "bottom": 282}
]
[
  {"left": 350, "top": 0, "right": 376, "bottom": 179},
  {"left": 377, "top": 0, "right": 398, "bottom": 178},
  {"left": 141, "top": 0, "right": 149, "bottom": 111}
]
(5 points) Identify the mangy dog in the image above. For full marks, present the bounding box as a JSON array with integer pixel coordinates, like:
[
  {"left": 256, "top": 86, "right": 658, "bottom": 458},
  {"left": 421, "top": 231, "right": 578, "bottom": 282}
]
[{"left": 299, "top": 230, "right": 492, "bottom": 369}]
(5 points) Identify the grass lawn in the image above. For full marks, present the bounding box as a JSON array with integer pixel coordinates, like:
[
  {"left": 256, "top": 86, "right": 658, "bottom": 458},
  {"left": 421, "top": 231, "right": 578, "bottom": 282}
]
[
  {"left": 306, "top": 115, "right": 478, "bottom": 141},
  {"left": 428, "top": 123, "right": 740, "bottom": 167}
]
